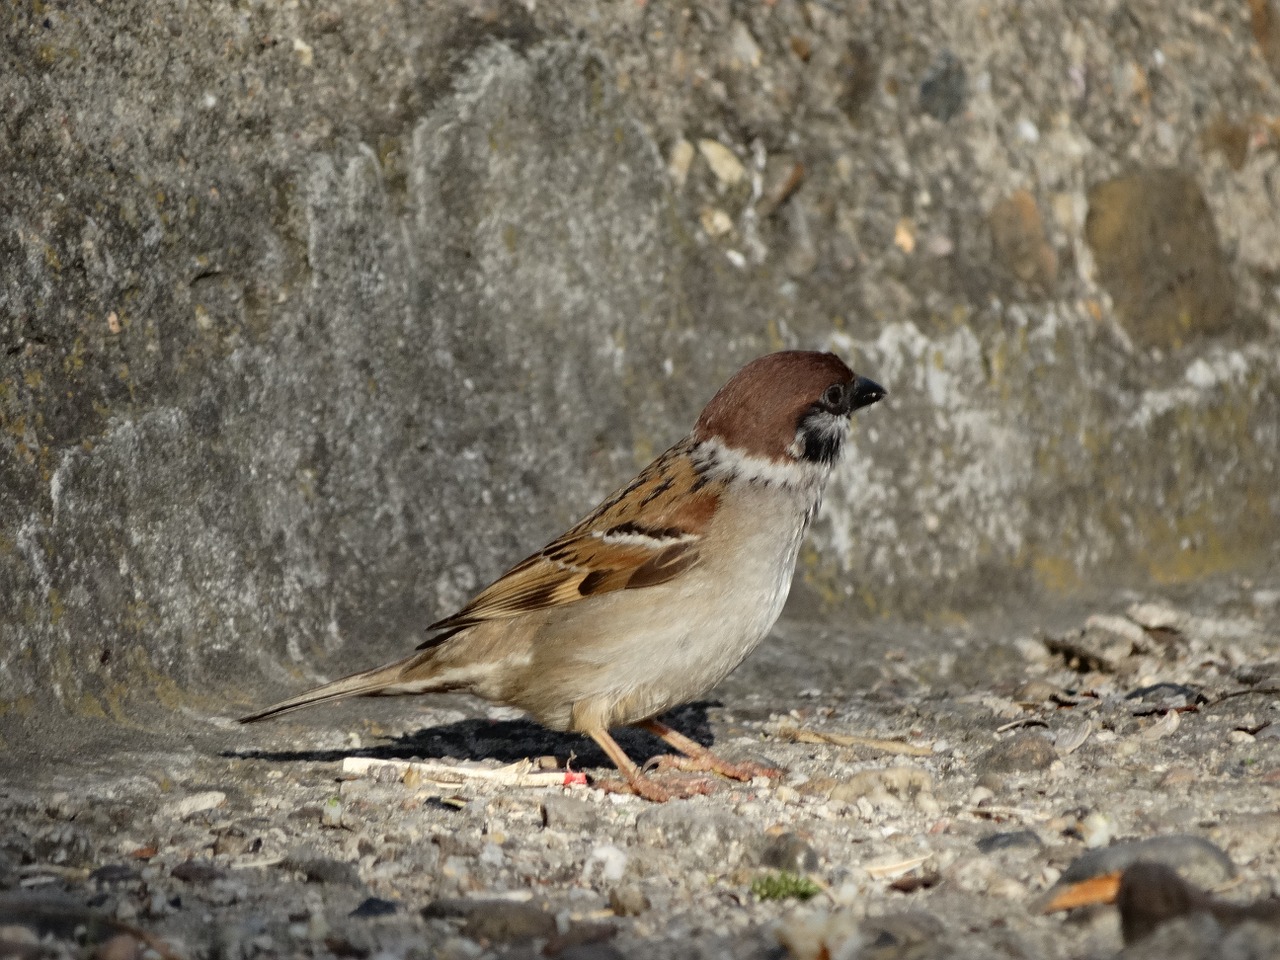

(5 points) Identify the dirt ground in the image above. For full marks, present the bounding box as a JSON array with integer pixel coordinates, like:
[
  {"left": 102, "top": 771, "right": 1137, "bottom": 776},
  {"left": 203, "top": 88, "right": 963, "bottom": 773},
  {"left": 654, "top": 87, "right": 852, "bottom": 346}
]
[{"left": 4, "top": 575, "right": 1279, "bottom": 960}]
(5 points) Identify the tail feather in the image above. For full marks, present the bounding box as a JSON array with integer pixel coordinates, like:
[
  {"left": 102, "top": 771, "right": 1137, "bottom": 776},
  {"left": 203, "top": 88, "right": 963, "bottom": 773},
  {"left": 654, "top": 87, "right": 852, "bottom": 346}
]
[{"left": 238, "top": 652, "right": 430, "bottom": 724}]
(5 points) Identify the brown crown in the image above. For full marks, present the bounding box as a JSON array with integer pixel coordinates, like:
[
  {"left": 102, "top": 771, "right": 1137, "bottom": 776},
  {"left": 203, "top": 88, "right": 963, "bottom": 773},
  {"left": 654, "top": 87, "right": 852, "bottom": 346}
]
[{"left": 692, "top": 351, "right": 855, "bottom": 460}]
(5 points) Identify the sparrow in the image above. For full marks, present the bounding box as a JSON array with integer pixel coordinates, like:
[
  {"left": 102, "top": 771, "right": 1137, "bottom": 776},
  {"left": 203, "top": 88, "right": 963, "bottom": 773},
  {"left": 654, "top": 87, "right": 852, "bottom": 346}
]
[{"left": 240, "top": 351, "right": 886, "bottom": 801}]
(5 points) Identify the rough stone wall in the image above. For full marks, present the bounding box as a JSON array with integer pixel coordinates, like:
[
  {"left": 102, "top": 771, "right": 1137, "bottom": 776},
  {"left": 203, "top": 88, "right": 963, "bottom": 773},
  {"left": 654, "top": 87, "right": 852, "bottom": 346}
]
[{"left": 2, "top": 0, "right": 1278, "bottom": 720}]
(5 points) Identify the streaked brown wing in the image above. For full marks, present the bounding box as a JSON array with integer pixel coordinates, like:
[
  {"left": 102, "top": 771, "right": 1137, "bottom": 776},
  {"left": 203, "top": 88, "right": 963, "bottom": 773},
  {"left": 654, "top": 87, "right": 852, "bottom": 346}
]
[{"left": 428, "top": 440, "right": 719, "bottom": 632}]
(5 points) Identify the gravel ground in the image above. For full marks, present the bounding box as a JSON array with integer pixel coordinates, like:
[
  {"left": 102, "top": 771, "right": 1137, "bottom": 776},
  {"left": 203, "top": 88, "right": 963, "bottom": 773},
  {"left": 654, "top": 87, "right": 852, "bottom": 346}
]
[{"left": 4, "top": 577, "right": 1280, "bottom": 959}]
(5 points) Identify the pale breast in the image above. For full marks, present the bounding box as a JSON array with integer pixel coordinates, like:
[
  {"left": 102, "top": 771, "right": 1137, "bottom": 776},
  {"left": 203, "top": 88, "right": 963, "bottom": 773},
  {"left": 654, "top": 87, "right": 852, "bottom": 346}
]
[{"left": 510, "top": 480, "right": 819, "bottom": 731}]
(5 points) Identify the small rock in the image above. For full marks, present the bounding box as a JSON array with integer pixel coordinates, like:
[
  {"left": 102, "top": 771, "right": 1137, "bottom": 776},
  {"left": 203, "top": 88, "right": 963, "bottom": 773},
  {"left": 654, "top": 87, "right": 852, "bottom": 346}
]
[
  {"left": 0, "top": 925, "right": 40, "bottom": 947},
  {"left": 422, "top": 899, "right": 556, "bottom": 942},
  {"left": 774, "top": 908, "right": 863, "bottom": 960},
  {"left": 89, "top": 864, "right": 141, "bottom": 886},
  {"left": 1127, "top": 602, "right": 1184, "bottom": 631},
  {"left": 697, "top": 139, "right": 745, "bottom": 187},
  {"left": 760, "top": 832, "right": 819, "bottom": 873},
  {"left": 668, "top": 139, "right": 694, "bottom": 188},
  {"left": 350, "top": 897, "right": 398, "bottom": 918},
  {"left": 169, "top": 791, "right": 226, "bottom": 819},
  {"left": 582, "top": 844, "right": 628, "bottom": 884},
  {"left": 1159, "top": 767, "right": 1198, "bottom": 787},
  {"left": 542, "top": 920, "right": 618, "bottom": 958},
  {"left": 321, "top": 798, "right": 343, "bottom": 829},
  {"left": 827, "top": 766, "right": 935, "bottom": 807},
  {"left": 1054, "top": 719, "right": 1093, "bottom": 757},
  {"left": 725, "top": 21, "right": 761, "bottom": 70},
  {"left": 553, "top": 944, "right": 626, "bottom": 960},
  {"left": 1085, "top": 614, "right": 1148, "bottom": 645},
  {"left": 542, "top": 795, "right": 601, "bottom": 832},
  {"left": 700, "top": 207, "right": 734, "bottom": 238},
  {"left": 94, "top": 933, "right": 144, "bottom": 960},
  {"left": 837, "top": 40, "right": 878, "bottom": 120},
  {"left": 634, "top": 802, "right": 752, "bottom": 864},
  {"left": 280, "top": 855, "right": 360, "bottom": 887},
  {"left": 436, "top": 937, "right": 485, "bottom": 960},
  {"left": 1139, "top": 710, "right": 1181, "bottom": 741},
  {"left": 975, "top": 830, "right": 1043, "bottom": 854},
  {"left": 947, "top": 856, "right": 1028, "bottom": 898},
  {"left": 859, "top": 911, "right": 947, "bottom": 959},
  {"left": 974, "top": 732, "right": 1057, "bottom": 774},
  {"left": 608, "top": 884, "right": 650, "bottom": 917},
  {"left": 1078, "top": 812, "right": 1116, "bottom": 849},
  {"left": 45, "top": 793, "right": 80, "bottom": 821},
  {"left": 919, "top": 50, "right": 966, "bottom": 121},
  {"left": 1013, "top": 679, "right": 1062, "bottom": 704},
  {"left": 989, "top": 190, "right": 1058, "bottom": 292},
  {"left": 171, "top": 859, "right": 224, "bottom": 883}
]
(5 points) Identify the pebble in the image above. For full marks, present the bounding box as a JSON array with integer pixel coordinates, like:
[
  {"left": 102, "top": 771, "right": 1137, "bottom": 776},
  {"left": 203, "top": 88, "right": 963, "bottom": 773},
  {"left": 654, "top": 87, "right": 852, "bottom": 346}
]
[
  {"left": 350, "top": 897, "right": 398, "bottom": 918},
  {"left": 1078, "top": 811, "right": 1117, "bottom": 849},
  {"left": 858, "top": 911, "right": 946, "bottom": 959},
  {"left": 171, "top": 859, "right": 223, "bottom": 883},
  {"left": 280, "top": 853, "right": 360, "bottom": 887},
  {"left": 1159, "top": 766, "right": 1198, "bottom": 787},
  {"left": 700, "top": 207, "right": 734, "bottom": 238},
  {"left": 608, "top": 884, "right": 650, "bottom": 917},
  {"left": 582, "top": 844, "right": 628, "bottom": 884},
  {"left": 169, "top": 791, "right": 226, "bottom": 819},
  {"left": 89, "top": 864, "right": 141, "bottom": 885},
  {"left": 634, "top": 803, "right": 753, "bottom": 864},
  {"left": 423, "top": 898, "right": 557, "bottom": 942},
  {"left": 774, "top": 907, "right": 863, "bottom": 960},
  {"left": 814, "top": 768, "right": 936, "bottom": 814},
  {"left": 95, "top": 933, "right": 145, "bottom": 960},
  {"left": 667, "top": 139, "right": 694, "bottom": 187},
  {"left": 321, "top": 797, "right": 343, "bottom": 829},
  {"left": 974, "top": 732, "right": 1057, "bottom": 774},
  {"left": 1085, "top": 613, "right": 1147, "bottom": 645},
  {"left": 726, "top": 21, "right": 762, "bottom": 70},
  {"left": 1054, "top": 719, "right": 1092, "bottom": 756},
  {"left": 541, "top": 795, "right": 601, "bottom": 832},
  {"left": 975, "top": 830, "right": 1042, "bottom": 854},
  {"left": 552, "top": 944, "right": 626, "bottom": 960},
  {"left": 697, "top": 139, "right": 746, "bottom": 187},
  {"left": 1127, "top": 602, "right": 1184, "bottom": 630},
  {"left": 946, "top": 856, "right": 1028, "bottom": 899},
  {"left": 988, "top": 190, "right": 1058, "bottom": 291},
  {"left": 919, "top": 50, "right": 966, "bottom": 121},
  {"left": 760, "top": 832, "right": 820, "bottom": 873}
]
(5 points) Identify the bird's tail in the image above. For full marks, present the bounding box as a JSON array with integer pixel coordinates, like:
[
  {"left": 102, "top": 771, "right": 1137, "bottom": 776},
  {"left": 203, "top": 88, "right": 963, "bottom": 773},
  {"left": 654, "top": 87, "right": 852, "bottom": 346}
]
[{"left": 238, "top": 649, "right": 439, "bottom": 724}]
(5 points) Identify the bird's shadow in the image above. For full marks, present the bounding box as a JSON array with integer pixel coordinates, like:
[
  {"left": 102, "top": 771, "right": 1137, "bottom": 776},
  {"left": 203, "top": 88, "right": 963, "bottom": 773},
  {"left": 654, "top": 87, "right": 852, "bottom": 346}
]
[{"left": 226, "top": 701, "right": 721, "bottom": 770}]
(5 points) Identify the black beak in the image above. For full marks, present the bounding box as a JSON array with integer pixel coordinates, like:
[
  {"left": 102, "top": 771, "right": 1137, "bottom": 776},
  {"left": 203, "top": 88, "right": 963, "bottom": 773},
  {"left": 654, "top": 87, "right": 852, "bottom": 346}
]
[{"left": 848, "top": 376, "right": 887, "bottom": 412}]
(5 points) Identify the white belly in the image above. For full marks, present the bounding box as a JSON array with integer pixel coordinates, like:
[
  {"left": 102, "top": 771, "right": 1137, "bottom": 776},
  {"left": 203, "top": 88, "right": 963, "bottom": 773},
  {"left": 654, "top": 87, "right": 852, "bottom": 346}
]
[{"left": 537, "top": 482, "right": 817, "bottom": 729}]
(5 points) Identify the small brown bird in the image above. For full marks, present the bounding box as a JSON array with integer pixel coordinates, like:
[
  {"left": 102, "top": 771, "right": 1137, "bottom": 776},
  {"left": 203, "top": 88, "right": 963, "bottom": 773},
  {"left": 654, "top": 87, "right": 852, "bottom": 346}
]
[{"left": 240, "top": 351, "right": 886, "bottom": 801}]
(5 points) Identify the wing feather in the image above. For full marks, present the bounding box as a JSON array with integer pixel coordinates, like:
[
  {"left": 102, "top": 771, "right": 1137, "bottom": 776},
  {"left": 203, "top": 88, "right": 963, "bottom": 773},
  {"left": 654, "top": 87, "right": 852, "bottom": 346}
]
[{"left": 428, "top": 440, "right": 719, "bottom": 632}]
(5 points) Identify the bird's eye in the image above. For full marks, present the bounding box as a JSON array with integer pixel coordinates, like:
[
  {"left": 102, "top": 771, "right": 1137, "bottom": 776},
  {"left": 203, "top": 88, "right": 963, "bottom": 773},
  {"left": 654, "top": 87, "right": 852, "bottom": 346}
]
[{"left": 822, "top": 383, "right": 845, "bottom": 409}]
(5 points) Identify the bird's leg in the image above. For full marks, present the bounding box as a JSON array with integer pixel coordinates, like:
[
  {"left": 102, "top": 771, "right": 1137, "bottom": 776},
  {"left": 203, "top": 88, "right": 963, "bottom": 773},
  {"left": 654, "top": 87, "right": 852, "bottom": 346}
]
[
  {"left": 637, "top": 718, "right": 783, "bottom": 782},
  {"left": 586, "top": 727, "right": 711, "bottom": 803}
]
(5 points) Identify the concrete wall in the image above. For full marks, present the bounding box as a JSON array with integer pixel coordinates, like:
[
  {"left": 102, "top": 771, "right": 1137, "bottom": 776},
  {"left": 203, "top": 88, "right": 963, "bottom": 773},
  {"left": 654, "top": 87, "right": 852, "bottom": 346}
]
[{"left": 2, "top": 0, "right": 1278, "bottom": 720}]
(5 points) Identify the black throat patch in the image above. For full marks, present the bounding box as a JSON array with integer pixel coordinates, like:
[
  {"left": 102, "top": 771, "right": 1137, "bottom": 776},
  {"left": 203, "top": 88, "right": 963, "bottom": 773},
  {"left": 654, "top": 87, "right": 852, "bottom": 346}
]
[{"left": 798, "top": 411, "right": 845, "bottom": 465}]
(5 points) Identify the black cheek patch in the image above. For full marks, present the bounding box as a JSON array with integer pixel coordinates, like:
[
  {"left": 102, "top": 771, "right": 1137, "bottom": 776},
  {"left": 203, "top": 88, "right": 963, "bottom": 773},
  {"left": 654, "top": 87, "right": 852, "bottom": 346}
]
[{"left": 798, "top": 412, "right": 844, "bottom": 465}]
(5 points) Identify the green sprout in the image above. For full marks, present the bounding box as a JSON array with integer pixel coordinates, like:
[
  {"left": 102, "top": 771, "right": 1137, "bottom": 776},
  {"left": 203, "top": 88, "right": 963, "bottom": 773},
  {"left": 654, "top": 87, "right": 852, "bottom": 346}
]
[{"left": 751, "top": 871, "right": 822, "bottom": 902}]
